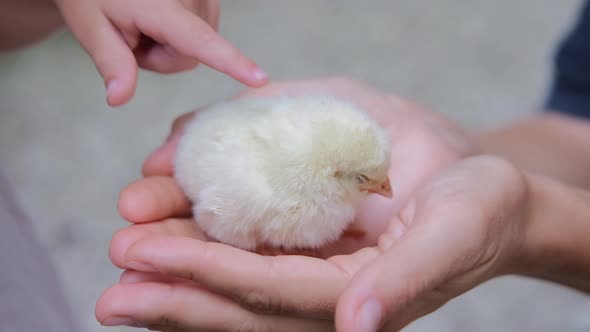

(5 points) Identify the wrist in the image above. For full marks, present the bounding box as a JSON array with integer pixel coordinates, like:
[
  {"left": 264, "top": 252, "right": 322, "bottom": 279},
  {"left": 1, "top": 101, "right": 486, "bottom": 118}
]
[{"left": 512, "top": 173, "right": 590, "bottom": 291}]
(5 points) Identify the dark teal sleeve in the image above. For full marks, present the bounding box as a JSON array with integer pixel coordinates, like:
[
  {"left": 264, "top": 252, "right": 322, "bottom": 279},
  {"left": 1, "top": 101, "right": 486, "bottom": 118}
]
[{"left": 546, "top": 1, "right": 590, "bottom": 118}]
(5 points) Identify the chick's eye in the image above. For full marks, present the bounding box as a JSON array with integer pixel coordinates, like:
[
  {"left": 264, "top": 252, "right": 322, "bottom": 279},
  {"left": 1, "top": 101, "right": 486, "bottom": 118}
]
[{"left": 354, "top": 174, "right": 370, "bottom": 184}]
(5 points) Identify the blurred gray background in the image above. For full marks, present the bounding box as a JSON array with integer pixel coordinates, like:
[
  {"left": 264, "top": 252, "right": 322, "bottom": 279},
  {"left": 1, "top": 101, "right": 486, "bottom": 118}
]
[{"left": 1, "top": 1, "right": 589, "bottom": 331}]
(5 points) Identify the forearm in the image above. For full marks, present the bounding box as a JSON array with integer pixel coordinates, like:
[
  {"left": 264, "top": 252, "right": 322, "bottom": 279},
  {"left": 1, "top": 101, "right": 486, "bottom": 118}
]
[
  {"left": 515, "top": 172, "right": 590, "bottom": 293},
  {"left": 476, "top": 113, "right": 590, "bottom": 189},
  {"left": 0, "top": 0, "right": 63, "bottom": 51}
]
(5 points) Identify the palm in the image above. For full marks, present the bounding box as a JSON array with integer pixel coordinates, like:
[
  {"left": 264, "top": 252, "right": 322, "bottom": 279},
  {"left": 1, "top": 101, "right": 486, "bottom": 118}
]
[
  {"left": 233, "top": 78, "right": 474, "bottom": 257},
  {"left": 104, "top": 78, "right": 488, "bottom": 330}
]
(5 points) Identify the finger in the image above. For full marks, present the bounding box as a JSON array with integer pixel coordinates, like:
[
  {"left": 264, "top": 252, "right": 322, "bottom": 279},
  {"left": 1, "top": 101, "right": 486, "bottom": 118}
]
[
  {"left": 96, "top": 282, "right": 333, "bottom": 331},
  {"left": 335, "top": 225, "right": 458, "bottom": 332},
  {"left": 203, "top": 0, "right": 220, "bottom": 31},
  {"left": 124, "top": 235, "right": 349, "bottom": 318},
  {"left": 136, "top": 43, "right": 200, "bottom": 73},
  {"left": 136, "top": 2, "right": 268, "bottom": 87},
  {"left": 119, "top": 270, "right": 186, "bottom": 285},
  {"left": 109, "top": 218, "right": 205, "bottom": 269},
  {"left": 142, "top": 112, "right": 195, "bottom": 177},
  {"left": 118, "top": 176, "right": 192, "bottom": 223},
  {"left": 58, "top": 3, "right": 137, "bottom": 106}
]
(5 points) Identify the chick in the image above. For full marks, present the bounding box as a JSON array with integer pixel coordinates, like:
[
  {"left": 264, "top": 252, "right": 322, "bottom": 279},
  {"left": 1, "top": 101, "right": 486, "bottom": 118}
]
[{"left": 174, "top": 96, "right": 392, "bottom": 252}]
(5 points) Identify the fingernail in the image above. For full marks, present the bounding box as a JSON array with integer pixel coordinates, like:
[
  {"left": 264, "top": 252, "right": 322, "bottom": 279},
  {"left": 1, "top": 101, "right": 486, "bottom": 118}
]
[
  {"left": 356, "top": 298, "right": 382, "bottom": 332},
  {"left": 107, "top": 79, "right": 118, "bottom": 93},
  {"left": 106, "top": 80, "right": 119, "bottom": 104},
  {"left": 102, "top": 316, "right": 141, "bottom": 327},
  {"left": 252, "top": 68, "right": 268, "bottom": 82},
  {"left": 126, "top": 261, "right": 157, "bottom": 272}
]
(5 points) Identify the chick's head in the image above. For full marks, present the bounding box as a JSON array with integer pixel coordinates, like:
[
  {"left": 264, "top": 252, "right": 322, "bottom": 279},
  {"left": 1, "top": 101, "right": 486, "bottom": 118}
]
[{"left": 276, "top": 97, "right": 392, "bottom": 203}]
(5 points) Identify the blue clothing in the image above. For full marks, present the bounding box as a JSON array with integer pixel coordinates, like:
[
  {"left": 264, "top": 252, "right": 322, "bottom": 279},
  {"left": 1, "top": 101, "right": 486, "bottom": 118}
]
[{"left": 546, "top": 1, "right": 590, "bottom": 118}]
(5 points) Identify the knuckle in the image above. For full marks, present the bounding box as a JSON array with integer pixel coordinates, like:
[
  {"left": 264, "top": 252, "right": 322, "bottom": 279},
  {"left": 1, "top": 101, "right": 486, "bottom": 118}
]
[
  {"left": 239, "top": 289, "right": 277, "bottom": 314},
  {"left": 237, "top": 260, "right": 289, "bottom": 315},
  {"left": 193, "top": 26, "right": 218, "bottom": 47}
]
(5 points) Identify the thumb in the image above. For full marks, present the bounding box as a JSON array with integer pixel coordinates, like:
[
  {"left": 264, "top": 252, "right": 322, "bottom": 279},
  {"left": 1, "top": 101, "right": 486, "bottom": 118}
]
[{"left": 336, "top": 224, "right": 459, "bottom": 332}]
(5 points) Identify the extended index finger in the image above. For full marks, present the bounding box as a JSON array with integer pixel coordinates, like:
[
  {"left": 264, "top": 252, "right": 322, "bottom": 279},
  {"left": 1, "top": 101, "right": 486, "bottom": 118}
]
[
  {"left": 124, "top": 235, "right": 349, "bottom": 318},
  {"left": 136, "top": 2, "right": 268, "bottom": 87}
]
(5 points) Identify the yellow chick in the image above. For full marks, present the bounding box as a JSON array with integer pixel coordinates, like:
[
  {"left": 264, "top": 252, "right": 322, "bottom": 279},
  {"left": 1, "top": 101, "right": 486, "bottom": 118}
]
[{"left": 175, "top": 96, "right": 392, "bottom": 252}]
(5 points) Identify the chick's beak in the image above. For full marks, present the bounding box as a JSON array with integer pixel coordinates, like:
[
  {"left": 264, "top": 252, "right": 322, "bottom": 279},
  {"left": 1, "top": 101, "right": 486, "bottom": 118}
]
[{"left": 367, "top": 178, "right": 393, "bottom": 199}]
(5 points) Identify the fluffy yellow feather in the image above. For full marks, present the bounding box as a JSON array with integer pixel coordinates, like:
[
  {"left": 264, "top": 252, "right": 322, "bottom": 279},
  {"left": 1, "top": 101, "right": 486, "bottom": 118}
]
[{"left": 175, "top": 96, "right": 392, "bottom": 251}]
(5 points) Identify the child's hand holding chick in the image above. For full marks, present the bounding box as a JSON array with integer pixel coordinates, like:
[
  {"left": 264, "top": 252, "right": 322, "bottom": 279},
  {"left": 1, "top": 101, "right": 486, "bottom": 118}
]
[{"left": 53, "top": 0, "right": 267, "bottom": 106}]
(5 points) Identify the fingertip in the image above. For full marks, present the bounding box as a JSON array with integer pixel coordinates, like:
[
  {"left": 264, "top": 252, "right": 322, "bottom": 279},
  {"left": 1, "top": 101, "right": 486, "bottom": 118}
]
[
  {"left": 122, "top": 235, "right": 161, "bottom": 268},
  {"left": 105, "top": 79, "right": 133, "bottom": 107},
  {"left": 118, "top": 180, "right": 152, "bottom": 222},
  {"left": 354, "top": 298, "right": 383, "bottom": 332},
  {"left": 94, "top": 286, "right": 112, "bottom": 323},
  {"left": 241, "top": 66, "right": 269, "bottom": 88},
  {"left": 93, "top": 31, "right": 138, "bottom": 107},
  {"left": 147, "top": 7, "right": 267, "bottom": 87},
  {"left": 106, "top": 80, "right": 120, "bottom": 106},
  {"left": 95, "top": 283, "right": 157, "bottom": 327},
  {"left": 336, "top": 269, "right": 384, "bottom": 332},
  {"left": 141, "top": 123, "right": 185, "bottom": 177},
  {"left": 119, "top": 177, "right": 192, "bottom": 222},
  {"left": 95, "top": 284, "right": 127, "bottom": 323},
  {"left": 142, "top": 147, "right": 174, "bottom": 177},
  {"left": 123, "top": 235, "right": 201, "bottom": 271},
  {"left": 336, "top": 288, "right": 366, "bottom": 332},
  {"left": 109, "top": 226, "right": 152, "bottom": 268}
]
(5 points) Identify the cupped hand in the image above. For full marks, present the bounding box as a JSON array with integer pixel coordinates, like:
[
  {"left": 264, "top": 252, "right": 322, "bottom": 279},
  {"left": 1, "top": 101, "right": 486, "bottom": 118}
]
[
  {"left": 336, "top": 155, "right": 530, "bottom": 331},
  {"left": 54, "top": 0, "right": 267, "bottom": 106},
  {"left": 96, "top": 77, "right": 484, "bottom": 330},
  {"left": 98, "top": 155, "right": 531, "bottom": 331}
]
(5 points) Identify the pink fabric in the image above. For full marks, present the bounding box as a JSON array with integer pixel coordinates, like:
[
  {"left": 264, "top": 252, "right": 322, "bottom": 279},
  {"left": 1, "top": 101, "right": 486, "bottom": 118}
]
[{"left": 0, "top": 170, "right": 79, "bottom": 331}]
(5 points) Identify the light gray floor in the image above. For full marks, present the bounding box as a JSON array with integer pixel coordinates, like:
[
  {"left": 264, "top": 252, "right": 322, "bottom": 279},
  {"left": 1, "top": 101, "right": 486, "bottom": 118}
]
[{"left": 1, "top": 1, "right": 589, "bottom": 331}]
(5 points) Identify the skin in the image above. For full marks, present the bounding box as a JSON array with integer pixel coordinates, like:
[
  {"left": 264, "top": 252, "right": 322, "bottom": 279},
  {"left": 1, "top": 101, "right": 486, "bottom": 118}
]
[
  {"left": 96, "top": 77, "right": 476, "bottom": 329},
  {"left": 0, "top": 0, "right": 64, "bottom": 51},
  {"left": 477, "top": 112, "right": 590, "bottom": 189},
  {"left": 97, "top": 78, "right": 590, "bottom": 331},
  {"left": 1, "top": 0, "right": 268, "bottom": 106}
]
